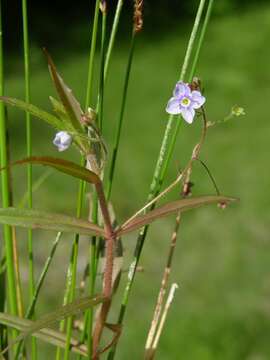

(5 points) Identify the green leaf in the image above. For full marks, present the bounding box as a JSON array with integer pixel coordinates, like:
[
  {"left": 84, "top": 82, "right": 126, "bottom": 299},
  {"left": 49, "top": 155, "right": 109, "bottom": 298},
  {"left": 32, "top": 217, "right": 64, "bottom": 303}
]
[
  {"left": 0, "top": 313, "right": 88, "bottom": 357},
  {"left": 0, "top": 295, "right": 107, "bottom": 355},
  {"left": 0, "top": 208, "right": 105, "bottom": 237},
  {"left": 44, "top": 49, "right": 84, "bottom": 133},
  {"left": 0, "top": 96, "right": 63, "bottom": 130},
  {"left": 117, "top": 195, "right": 237, "bottom": 236},
  {"left": 12, "top": 156, "right": 100, "bottom": 184}
]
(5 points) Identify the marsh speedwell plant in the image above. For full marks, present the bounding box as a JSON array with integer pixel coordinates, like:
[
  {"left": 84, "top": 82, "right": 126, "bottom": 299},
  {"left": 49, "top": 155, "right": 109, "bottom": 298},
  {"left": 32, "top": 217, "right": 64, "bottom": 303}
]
[{"left": 0, "top": 0, "right": 243, "bottom": 359}]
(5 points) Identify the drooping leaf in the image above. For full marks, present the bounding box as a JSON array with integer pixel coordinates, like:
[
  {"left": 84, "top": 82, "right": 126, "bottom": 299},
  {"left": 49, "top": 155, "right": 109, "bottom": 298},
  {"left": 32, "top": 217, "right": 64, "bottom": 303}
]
[
  {"left": 0, "top": 294, "right": 107, "bottom": 355},
  {"left": 44, "top": 49, "right": 84, "bottom": 133},
  {"left": 0, "top": 96, "right": 63, "bottom": 130},
  {"left": 117, "top": 195, "right": 237, "bottom": 236},
  {"left": 0, "top": 208, "right": 104, "bottom": 237},
  {"left": 11, "top": 156, "right": 100, "bottom": 184},
  {"left": 0, "top": 313, "right": 88, "bottom": 357}
]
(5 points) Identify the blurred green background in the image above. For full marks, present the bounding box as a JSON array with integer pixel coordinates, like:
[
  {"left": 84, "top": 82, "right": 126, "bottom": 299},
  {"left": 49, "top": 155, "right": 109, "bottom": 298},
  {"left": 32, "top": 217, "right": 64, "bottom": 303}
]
[{"left": 2, "top": 1, "right": 270, "bottom": 359}]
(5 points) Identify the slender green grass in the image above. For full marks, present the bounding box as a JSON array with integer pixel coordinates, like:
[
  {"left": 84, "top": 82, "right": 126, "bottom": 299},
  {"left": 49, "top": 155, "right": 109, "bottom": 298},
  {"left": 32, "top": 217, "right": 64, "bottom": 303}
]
[
  {"left": 85, "top": 0, "right": 100, "bottom": 111},
  {"left": 189, "top": 0, "right": 214, "bottom": 81},
  {"left": 0, "top": 1, "right": 18, "bottom": 352},
  {"left": 56, "top": 166, "right": 86, "bottom": 360},
  {"left": 85, "top": 6, "right": 108, "bottom": 358},
  {"left": 57, "top": 2, "right": 100, "bottom": 359},
  {"left": 14, "top": 232, "right": 61, "bottom": 359},
  {"left": 96, "top": 5, "right": 107, "bottom": 131},
  {"left": 22, "top": 0, "right": 36, "bottom": 358},
  {"left": 104, "top": 0, "right": 124, "bottom": 82},
  {"left": 107, "top": 1, "right": 211, "bottom": 358},
  {"left": 0, "top": 1, "right": 18, "bottom": 358},
  {"left": 106, "top": 33, "right": 136, "bottom": 200}
]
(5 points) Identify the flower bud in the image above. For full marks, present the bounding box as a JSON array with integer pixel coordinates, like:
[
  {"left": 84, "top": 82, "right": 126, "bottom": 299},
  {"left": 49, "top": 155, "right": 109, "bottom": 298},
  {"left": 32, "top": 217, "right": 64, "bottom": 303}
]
[{"left": 53, "top": 131, "right": 72, "bottom": 152}]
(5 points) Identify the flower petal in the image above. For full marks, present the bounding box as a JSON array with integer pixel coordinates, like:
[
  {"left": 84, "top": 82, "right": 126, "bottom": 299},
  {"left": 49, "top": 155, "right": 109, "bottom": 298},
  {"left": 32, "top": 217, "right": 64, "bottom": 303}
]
[
  {"left": 181, "top": 108, "right": 195, "bottom": 124},
  {"left": 173, "top": 82, "right": 189, "bottom": 97},
  {"left": 166, "top": 97, "right": 181, "bottom": 115},
  {"left": 191, "top": 90, "right": 206, "bottom": 109}
]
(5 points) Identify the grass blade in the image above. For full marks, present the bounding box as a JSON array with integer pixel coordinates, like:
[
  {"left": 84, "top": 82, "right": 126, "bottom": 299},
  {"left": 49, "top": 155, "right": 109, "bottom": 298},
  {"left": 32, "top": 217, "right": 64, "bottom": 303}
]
[
  {"left": 0, "top": 0, "right": 18, "bottom": 343},
  {"left": 21, "top": 0, "right": 37, "bottom": 356}
]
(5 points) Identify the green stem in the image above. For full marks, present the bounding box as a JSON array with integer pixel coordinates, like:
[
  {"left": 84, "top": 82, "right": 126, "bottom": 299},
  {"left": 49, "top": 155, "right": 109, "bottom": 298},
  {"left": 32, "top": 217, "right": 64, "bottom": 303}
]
[
  {"left": 60, "top": 2, "right": 100, "bottom": 359},
  {"left": 85, "top": 0, "right": 100, "bottom": 110},
  {"left": 26, "top": 232, "right": 62, "bottom": 319},
  {"left": 104, "top": 0, "right": 124, "bottom": 82},
  {"left": 189, "top": 0, "right": 214, "bottom": 81},
  {"left": 22, "top": 0, "right": 36, "bottom": 358},
  {"left": 96, "top": 8, "right": 107, "bottom": 131},
  {"left": 196, "top": 158, "right": 220, "bottom": 195},
  {"left": 106, "top": 33, "right": 136, "bottom": 200},
  {"left": 0, "top": 0, "right": 18, "bottom": 341},
  {"left": 15, "top": 232, "right": 61, "bottom": 359},
  {"left": 81, "top": 0, "right": 125, "bottom": 354},
  {"left": 107, "top": 1, "right": 211, "bottom": 358},
  {"left": 62, "top": 179, "right": 85, "bottom": 360}
]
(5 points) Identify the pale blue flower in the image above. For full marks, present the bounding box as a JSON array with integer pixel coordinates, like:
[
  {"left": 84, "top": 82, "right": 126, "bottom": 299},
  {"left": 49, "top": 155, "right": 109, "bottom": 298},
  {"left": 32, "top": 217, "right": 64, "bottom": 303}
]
[
  {"left": 53, "top": 131, "right": 72, "bottom": 152},
  {"left": 166, "top": 82, "right": 206, "bottom": 124}
]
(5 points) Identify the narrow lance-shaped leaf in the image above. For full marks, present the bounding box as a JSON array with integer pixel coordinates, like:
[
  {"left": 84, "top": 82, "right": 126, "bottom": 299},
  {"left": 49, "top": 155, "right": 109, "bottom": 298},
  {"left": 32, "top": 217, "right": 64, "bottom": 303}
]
[
  {"left": 0, "top": 96, "right": 63, "bottom": 130},
  {"left": 0, "top": 313, "right": 88, "bottom": 357},
  {"left": 117, "top": 195, "right": 237, "bottom": 236},
  {"left": 44, "top": 49, "right": 84, "bottom": 133},
  {"left": 0, "top": 208, "right": 105, "bottom": 237},
  {"left": 10, "top": 156, "right": 100, "bottom": 184},
  {"left": 0, "top": 294, "right": 107, "bottom": 355}
]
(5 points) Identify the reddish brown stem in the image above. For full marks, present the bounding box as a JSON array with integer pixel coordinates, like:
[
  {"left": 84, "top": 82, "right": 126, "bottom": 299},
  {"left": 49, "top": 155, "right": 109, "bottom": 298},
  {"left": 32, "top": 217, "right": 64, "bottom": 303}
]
[{"left": 92, "top": 181, "right": 115, "bottom": 358}]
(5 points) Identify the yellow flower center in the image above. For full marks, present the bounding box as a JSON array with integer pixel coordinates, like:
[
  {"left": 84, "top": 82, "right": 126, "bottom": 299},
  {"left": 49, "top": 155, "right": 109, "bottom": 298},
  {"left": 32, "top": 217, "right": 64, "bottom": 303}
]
[{"left": 181, "top": 97, "right": 190, "bottom": 107}]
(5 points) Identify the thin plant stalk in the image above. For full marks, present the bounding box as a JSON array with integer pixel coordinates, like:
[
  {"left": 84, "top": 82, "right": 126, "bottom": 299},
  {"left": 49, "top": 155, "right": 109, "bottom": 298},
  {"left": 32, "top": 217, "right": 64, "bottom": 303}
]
[
  {"left": 12, "top": 229, "right": 24, "bottom": 318},
  {"left": 57, "top": 1, "right": 100, "bottom": 358},
  {"left": 145, "top": 212, "right": 181, "bottom": 355},
  {"left": 0, "top": 0, "right": 18, "bottom": 344},
  {"left": 55, "top": 176, "right": 85, "bottom": 360},
  {"left": 146, "top": 283, "right": 179, "bottom": 360},
  {"left": 189, "top": 0, "right": 214, "bottom": 81},
  {"left": 25, "top": 232, "right": 62, "bottom": 319},
  {"left": 107, "top": 1, "right": 209, "bottom": 358},
  {"left": 22, "top": 1, "right": 36, "bottom": 357},
  {"left": 85, "top": 5, "right": 108, "bottom": 357},
  {"left": 14, "top": 232, "right": 61, "bottom": 359},
  {"left": 85, "top": 0, "right": 100, "bottom": 110},
  {"left": 96, "top": 3, "right": 107, "bottom": 131},
  {"left": 106, "top": 33, "right": 136, "bottom": 200},
  {"left": 104, "top": 0, "right": 124, "bottom": 82}
]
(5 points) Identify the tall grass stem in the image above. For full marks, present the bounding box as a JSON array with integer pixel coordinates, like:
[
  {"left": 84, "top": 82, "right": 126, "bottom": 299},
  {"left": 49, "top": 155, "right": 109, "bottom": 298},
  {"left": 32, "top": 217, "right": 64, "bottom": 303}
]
[
  {"left": 22, "top": 0, "right": 36, "bottom": 357},
  {"left": 104, "top": 0, "right": 124, "bottom": 81},
  {"left": 85, "top": 0, "right": 100, "bottom": 110},
  {"left": 0, "top": 0, "right": 18, "bottom": 342},
  {"left": 106, "top": 33, "right": 136, "bottom": 200}
]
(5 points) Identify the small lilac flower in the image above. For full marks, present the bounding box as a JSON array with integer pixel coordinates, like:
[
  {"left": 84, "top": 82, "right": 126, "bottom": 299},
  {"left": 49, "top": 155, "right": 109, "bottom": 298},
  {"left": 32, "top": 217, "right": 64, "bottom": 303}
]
[
  {"left": 53, "top": 131, "right": 72, "bottom": 152},
  {"left": 166, "top": 82, "right": 206, "bottom": 124}
]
